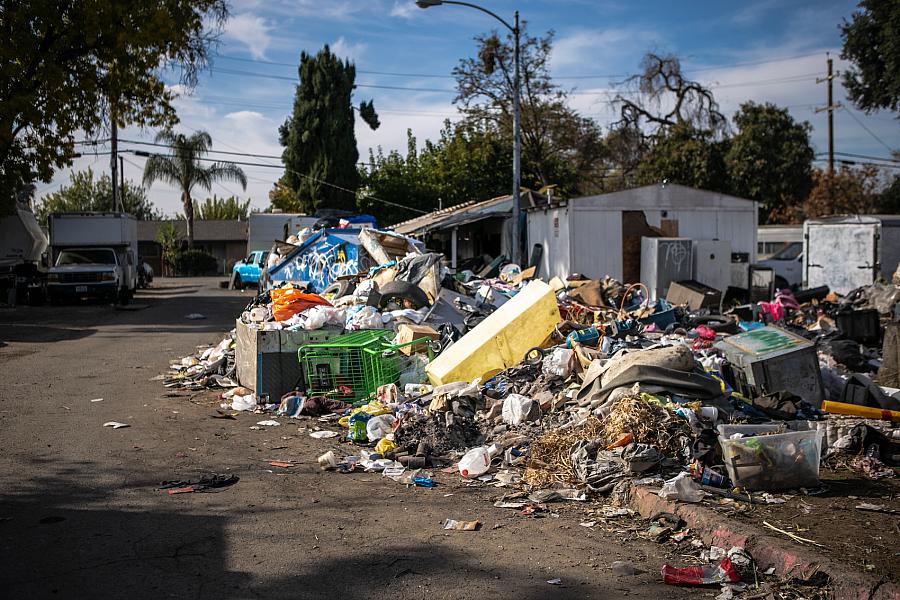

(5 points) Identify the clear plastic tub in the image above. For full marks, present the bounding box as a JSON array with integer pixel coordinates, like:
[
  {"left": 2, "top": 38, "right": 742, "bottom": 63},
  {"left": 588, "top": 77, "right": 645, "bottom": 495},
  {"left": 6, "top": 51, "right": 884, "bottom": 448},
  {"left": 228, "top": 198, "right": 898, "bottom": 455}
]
[{"left": 716, "top": 423, "right": 824, "bottom": 491}]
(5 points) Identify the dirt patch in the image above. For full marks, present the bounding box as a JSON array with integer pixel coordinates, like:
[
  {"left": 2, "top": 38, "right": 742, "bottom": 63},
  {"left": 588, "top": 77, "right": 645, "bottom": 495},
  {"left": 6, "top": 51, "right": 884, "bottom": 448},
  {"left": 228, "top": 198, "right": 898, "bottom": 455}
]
[
  {"left": 726, "top": 469, "right": 900, "bottom": 583},
  {"left": 394, "top": 412, "right": 485, "bottom": 455}
]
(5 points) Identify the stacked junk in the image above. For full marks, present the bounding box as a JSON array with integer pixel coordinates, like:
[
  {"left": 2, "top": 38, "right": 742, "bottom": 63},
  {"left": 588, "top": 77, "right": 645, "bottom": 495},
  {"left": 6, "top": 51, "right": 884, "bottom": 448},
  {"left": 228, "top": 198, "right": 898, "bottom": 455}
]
[{"left": 163, "top": 224, "right": 900, "bottom": 588}]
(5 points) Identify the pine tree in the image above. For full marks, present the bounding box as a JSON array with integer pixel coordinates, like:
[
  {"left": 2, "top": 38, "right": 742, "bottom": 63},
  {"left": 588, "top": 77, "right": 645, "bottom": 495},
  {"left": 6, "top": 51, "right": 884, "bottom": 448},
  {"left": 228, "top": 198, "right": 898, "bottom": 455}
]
[{"left": 278, "top": 45, "right": 378, "bottom": 213}]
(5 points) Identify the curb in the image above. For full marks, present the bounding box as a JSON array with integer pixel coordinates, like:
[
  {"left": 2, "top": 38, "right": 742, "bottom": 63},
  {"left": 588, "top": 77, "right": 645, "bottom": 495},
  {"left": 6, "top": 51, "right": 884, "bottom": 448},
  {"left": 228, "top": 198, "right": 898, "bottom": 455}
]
[{"left": 627, "top": 485, "right": 900, "bottom": 600}]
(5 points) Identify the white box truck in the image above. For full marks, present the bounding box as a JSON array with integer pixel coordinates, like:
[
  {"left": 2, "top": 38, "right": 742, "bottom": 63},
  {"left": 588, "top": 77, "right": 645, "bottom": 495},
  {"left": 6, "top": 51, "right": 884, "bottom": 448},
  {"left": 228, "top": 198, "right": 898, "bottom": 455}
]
[
  {"left": 247, "top": 213, "right": 317, "bottom": 253},
  {"left": 0, "top": 198, "right": 49, "bottom": 305},
  {"left": 47, "top": 212, "right": 138, "bottom": 304}
]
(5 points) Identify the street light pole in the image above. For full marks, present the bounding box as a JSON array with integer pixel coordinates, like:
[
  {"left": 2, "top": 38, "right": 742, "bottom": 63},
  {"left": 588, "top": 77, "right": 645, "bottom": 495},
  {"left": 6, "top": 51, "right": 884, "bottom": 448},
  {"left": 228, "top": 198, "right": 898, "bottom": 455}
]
[{"left": 415, "top": 0, "right": 522, "bottom": 265}]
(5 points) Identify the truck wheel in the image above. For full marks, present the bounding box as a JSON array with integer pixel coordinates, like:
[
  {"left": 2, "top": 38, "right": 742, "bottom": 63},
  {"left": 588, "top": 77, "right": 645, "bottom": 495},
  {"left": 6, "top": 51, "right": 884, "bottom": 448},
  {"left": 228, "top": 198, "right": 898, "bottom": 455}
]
[
  {"left": 774, "top": 276, "right": 790, "bottom": 292},
  {"left": 119, "top": 288, "right": 133, "bottom": 305}
]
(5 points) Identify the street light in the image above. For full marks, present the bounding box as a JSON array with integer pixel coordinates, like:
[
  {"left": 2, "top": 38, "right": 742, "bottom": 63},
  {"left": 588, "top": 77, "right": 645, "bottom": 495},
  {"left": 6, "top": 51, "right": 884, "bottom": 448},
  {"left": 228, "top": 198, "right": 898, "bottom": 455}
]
[{"left": 416, "top": 0, "right": 523, "bottom": 266}]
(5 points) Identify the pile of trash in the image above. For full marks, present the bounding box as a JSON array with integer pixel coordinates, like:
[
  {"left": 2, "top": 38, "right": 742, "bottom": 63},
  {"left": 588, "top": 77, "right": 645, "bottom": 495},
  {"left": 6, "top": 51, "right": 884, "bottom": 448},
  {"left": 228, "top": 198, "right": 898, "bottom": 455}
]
[{"left": 161, "top": 221, "right": 900, "bottom": 507}]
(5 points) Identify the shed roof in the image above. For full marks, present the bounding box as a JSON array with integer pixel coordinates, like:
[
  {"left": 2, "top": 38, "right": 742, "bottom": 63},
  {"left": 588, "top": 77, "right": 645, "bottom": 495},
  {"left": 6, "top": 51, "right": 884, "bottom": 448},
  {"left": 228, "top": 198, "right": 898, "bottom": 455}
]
[
  {"left": 526, "top": 183, "right": 755, "bottom": 212},
  {"left": 392, "top": 190, "right": 543, "bottom": 235}
]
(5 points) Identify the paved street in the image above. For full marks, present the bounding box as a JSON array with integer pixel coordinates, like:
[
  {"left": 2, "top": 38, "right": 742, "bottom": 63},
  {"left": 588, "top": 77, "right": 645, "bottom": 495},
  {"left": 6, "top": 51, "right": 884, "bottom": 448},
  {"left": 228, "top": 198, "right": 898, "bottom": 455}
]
[{"left": 1, "top": 278, "right": 699, "bottom": 599}]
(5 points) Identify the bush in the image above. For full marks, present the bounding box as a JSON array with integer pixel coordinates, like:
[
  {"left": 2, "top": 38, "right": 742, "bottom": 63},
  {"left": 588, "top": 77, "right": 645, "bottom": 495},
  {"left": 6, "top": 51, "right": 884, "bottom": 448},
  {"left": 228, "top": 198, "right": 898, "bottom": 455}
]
[{"left": 170, "top": 249, "right": 218, "bottom": 276}]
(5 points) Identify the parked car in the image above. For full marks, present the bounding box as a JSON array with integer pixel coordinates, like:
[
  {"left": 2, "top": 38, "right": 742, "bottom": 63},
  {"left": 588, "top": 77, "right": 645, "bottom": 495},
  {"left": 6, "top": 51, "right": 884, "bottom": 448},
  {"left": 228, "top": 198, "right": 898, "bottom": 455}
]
[
  {"left": 756, "top": 241, "right": 802, "bottom": 290},
  {"left": 230, "top": 250, "right": 268, "bottom": 289}
]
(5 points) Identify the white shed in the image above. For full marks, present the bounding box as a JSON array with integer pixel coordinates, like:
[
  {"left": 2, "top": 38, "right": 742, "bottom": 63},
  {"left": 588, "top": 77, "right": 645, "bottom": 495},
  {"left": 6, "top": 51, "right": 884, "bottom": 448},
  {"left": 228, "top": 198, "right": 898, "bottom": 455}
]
[{"left": 527, "top": 183, "right": 758, "bottom": 286}]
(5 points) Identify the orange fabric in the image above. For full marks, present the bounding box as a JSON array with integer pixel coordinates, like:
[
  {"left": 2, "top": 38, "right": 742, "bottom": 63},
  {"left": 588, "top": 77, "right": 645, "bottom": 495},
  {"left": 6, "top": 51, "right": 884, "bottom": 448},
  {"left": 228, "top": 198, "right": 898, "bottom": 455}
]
[{"left": 270, "top": 288, "right": 332, "bottom": 321}]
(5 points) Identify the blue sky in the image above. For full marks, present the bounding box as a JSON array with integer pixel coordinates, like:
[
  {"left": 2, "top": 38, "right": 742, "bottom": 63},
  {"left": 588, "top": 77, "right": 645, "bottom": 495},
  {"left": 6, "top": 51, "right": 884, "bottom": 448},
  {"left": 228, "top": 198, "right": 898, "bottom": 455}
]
[{"left": 46, "top": 0, "right": 900, "bottom": 215}]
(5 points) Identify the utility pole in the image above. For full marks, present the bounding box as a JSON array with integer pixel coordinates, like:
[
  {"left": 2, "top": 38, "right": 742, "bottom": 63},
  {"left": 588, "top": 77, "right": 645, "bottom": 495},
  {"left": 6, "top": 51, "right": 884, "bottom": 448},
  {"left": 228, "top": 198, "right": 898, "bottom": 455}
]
[
  {"left": 119, "top": 155, "right": 125, "bottom": 209},
  {"left": 110, "top": 113, "right": 119, "bottom": 212},
  {"left": 816, "top": 53, "right": 842, "bottom": 176}
]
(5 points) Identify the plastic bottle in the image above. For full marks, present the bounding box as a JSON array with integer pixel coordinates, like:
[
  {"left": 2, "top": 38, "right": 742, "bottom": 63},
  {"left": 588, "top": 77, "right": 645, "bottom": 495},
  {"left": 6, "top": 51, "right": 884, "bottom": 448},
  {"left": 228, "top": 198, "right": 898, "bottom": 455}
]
[
  {"left": 661, "top": 558, "right": 739, "bottom": 586},
  {"left": 458, "top": 444, "right": 500, "bottom": 478}
]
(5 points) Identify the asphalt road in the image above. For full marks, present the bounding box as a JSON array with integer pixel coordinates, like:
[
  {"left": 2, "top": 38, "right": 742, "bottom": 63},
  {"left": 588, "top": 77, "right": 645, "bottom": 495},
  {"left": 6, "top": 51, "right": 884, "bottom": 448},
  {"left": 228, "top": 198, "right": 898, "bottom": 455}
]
[{"left": 0, "top": 278, "right": 702, "bottom": 600}]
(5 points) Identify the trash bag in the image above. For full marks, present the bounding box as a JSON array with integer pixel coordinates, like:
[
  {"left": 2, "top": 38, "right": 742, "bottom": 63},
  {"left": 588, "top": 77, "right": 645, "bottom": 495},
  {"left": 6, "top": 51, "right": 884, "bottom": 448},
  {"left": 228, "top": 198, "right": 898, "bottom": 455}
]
[
  {"left": 501, "top": 393, "right": 539, "bottom": 425},
  {"left": 366, "top": 414, "right": 397, "bottom": 442},
  {"left": 270, "top": 288, "right": 331, "bottom": 322}
]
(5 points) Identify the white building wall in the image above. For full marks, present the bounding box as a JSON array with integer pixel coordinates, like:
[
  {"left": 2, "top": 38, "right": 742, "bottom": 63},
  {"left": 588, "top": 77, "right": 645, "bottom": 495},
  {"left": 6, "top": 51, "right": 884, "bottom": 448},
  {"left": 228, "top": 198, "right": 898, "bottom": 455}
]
[
  {"left": 569, "top": 207, "right": 622, "bottom": 280},
  {"left": 527, "top": 205, "right": 571, "bottom": 280}
]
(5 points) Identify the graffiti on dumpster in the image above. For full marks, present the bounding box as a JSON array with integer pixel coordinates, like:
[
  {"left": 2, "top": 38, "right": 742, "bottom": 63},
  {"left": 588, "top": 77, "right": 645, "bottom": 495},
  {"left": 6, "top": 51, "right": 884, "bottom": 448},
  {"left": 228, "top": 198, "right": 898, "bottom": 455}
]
[{"left": 277, "top": 241, "right": 359, "bottom": 292}]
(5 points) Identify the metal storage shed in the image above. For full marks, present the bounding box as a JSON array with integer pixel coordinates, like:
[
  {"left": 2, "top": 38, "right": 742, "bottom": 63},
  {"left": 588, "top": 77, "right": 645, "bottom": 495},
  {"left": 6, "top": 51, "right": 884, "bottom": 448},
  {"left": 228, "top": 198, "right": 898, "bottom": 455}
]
[{"left": 526, "top": 183, "right": 758, "bottom": 283}]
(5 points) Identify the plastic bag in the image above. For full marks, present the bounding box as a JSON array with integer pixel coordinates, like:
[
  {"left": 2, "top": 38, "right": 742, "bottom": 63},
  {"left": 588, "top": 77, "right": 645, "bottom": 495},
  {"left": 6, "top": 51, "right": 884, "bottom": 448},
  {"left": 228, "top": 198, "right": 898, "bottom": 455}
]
[
  {"left": 502, "top": 393, "right": 538, "bottom": 425},
  {"left": 346, "top": 305, "right": 383, "bottom": 330},
  {"left": 366, "top": 414, "right": 397, "bottom": 441},
  {"left": 542, "top": 347, "right": 574, "bottom": 379},
  {"left": 658, "top": 472, "right": 704, "bottom": 503},
  {"left": 270, "top": 288, "right": 332, "bottom": 322},
  {"left": 661, "top": 558, "right": 739, "bottom": 586},
  {"left": 232, "top": 394, "right": 256, "bottom": 411}
]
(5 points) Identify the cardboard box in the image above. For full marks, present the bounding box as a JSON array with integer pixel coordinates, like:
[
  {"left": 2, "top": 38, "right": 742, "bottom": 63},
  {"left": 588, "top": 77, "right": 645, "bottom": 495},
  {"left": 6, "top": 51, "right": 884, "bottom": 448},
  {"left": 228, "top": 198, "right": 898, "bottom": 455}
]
[
  {"left": 666, "top": 280, "right": 722, "bottom": 310},
  {"left": 396, "top": 323, "right": 440, "bottom": 356}
]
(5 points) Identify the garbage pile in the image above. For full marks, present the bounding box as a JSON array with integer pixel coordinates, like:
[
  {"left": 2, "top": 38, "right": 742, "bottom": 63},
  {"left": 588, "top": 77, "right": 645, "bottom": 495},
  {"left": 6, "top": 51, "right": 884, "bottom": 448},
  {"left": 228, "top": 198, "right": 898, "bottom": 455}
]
[{"left": 162, "top": 226, "right": 900, "bottom": 505}]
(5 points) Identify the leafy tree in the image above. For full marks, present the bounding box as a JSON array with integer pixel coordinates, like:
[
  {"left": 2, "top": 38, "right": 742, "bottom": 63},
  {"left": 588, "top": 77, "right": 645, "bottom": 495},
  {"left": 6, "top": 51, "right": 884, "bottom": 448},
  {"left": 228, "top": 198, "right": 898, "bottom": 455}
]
[
  {"left": 613, "top": 53, "right": 727, "bottom": 139},
  {"left": 726, "top": 102, "right": 815, "bottom": 224},
  {"left": 278, "top": 45, "right": 379, "bottom": 213},
  {"left": 878, "top": 172, "right": 900, "bottom": 213},
  {"left": 634, "top": 124, "right": 730, "bottom": 192},
  {"left": 803, "top": 166, "right": 882, "bottom": 218},
  {"left": 0, "top": 0, "right": 229, "bottom": 216},
  {"left": 143, "top": 130, "right": 247, "bottom": 247},
  {"left": 193, "top": 194, "right": 251, "bottom": 220},
  {"left": 358, "top": 123, "right": 512, "bottom": 226},
  {"left": 268, "top": 180, "right": 302, "bottom": 213},
  {"left": 841, "top": 0, "right": 900, "bottom": 113},
  {"left": 35, "top": 168, "right": 161, "bottom": 225},
  {"left": 156, "top": 221, "right": 183, "bottom": 271},
  {"left": 452, "top": 26, "right": 606, "bottom": 193}
]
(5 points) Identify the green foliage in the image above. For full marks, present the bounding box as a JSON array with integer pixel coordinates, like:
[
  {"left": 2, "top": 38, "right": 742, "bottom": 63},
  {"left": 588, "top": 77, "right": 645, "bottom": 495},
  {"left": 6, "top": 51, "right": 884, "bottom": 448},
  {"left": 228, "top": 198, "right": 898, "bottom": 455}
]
[
  {"left": 169, "top": 249, "right": 218, "bottom": 276},
  {"left": 193, "top": 194, "right": 251, "bottom": 220},
  {"left": 878, "top": 174, "right": 900, "bottom": 213},
  {"left": 726, "top": 102, "right": 814, "bottom": 224},
  {"left": 268, "top": 180, "right": 303, "bottom": 213},
  {"left": 0, "top": 0, "right": 229, "bottom": 216},
  {"left": 841, "top": 0, "right": 900, "bottom": 113},
  {"left": 35, "top": 168, "right": 161, "bottom": 225},
  {"left": 635, "top": 124, "right": 730, "bottom": 192},
  {"left": 156, "top": 221, "right": 183, "bottom": 268},
  {"left": 278, "top": 45, "right": 379, "bottom": 213},
  {"left": 358, "top": 124, "right": 511, "bottom": 226},
  {"left": 143, "top": 130, "right": 247, "bottom": 246},
  {"left": 452, "top": 26, "right": 607, "bottom": 194}
]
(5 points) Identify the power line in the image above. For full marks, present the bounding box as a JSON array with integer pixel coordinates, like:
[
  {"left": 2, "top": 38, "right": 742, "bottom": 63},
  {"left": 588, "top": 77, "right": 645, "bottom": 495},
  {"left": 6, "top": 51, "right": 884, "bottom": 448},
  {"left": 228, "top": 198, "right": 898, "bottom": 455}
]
[
  {"left": 842, "top": 105, "right": 896, "bottom": 153},
  {"left": 127, "top": 144, "right": 428, "bottom": 215},
  {"left": 824, "top": 151, "right": 900, "bottom": 164},
  {"left": 213, "top": 49, "right": 827, "bottom": 81}
]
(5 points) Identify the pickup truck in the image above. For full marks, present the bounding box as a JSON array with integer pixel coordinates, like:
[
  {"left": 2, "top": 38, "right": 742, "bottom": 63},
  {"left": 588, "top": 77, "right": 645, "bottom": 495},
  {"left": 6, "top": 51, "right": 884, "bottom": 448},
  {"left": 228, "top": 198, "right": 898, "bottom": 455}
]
[
  {"left": 48, "top": 247, "right": 131, "bottom": 304},
  {"left": 756, "top": 241, "right": 803, "bottom": 290},
  {"left": 230, "top": 250, "right": 268, "bottom": 289}
]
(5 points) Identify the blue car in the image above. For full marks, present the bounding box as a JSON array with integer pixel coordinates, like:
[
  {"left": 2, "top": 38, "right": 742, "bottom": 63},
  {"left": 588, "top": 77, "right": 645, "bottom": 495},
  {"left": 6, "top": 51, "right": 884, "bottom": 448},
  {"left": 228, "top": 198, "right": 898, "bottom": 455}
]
[{"left": 231, "top": 250, "right": 268, "bottom": 289}]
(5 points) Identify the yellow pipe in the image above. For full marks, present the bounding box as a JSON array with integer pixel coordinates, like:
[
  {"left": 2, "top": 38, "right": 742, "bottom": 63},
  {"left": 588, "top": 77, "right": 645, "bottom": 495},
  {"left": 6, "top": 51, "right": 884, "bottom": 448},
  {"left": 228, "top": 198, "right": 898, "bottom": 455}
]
[{"left": 821, "top": 400, "right": 900, "bottom": 422}]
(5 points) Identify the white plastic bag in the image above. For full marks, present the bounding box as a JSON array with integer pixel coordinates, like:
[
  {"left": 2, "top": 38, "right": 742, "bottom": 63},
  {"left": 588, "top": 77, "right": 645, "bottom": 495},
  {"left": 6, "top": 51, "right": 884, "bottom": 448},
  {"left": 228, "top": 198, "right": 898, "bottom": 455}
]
[
  {"left": 346, "top": 305, "right": 383, "bottom": 330},
  {"left": 542, "top": 347, "right": 574, "bottom": 379},
  {"left": 658, "top": 472, "right": 704, "bottom": 503},
  {"left": 366, "top": 414, "right": 397, "bottom": 442},
  {"left": 231, "top": 393, "right": 256, "bottom": 411},
  {"left": 502, "top": 393, "right": 537, "bottom": 425}
]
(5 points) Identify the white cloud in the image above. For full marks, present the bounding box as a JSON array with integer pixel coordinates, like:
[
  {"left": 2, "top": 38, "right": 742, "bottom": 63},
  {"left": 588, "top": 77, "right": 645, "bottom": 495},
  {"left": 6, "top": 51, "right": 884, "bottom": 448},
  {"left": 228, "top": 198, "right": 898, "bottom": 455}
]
[
  {"left": 390, "top": 2, "right": 417, "bottom": 19},
  {"left": 552, "top": 27, "right": 660, "bottom": 72},
  {"left": 224, "top": 12, "right": 272, "bottom": 59},
  {"left": 331, "top": 36, "right": 367, "bottom": 62}
]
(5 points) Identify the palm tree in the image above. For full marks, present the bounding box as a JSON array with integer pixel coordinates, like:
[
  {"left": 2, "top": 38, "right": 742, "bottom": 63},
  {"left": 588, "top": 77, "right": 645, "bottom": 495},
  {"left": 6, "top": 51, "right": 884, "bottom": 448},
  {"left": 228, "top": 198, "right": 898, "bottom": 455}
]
[{"left": 142, "top": 130, "right": 248, "bottom": 247}]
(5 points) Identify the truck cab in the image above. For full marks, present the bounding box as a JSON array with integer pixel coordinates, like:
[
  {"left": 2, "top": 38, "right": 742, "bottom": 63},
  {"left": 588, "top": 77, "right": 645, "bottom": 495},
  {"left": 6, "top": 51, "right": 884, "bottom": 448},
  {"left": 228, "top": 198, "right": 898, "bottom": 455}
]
[
  {"left": 231, "top": 250, "right": 268, "bottom": 289},
  {"left": 48, "top": 247, "right": 130, "bottom": 304}
]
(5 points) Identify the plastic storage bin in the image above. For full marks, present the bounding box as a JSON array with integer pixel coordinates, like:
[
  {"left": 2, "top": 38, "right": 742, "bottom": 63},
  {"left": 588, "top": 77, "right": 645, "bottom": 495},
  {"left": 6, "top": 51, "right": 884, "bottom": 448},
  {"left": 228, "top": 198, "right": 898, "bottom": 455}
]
[{"left": 716, "top": 423, "right": 824, "bottom": 491}]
